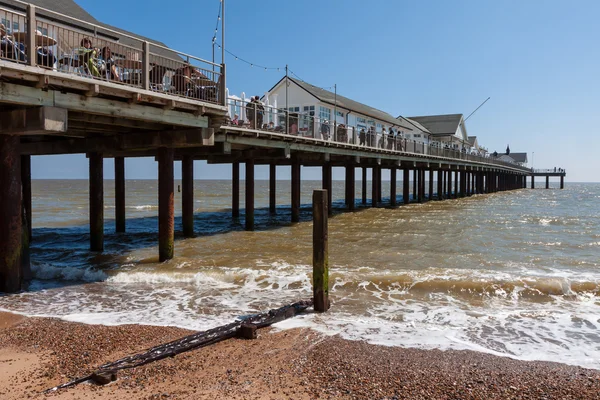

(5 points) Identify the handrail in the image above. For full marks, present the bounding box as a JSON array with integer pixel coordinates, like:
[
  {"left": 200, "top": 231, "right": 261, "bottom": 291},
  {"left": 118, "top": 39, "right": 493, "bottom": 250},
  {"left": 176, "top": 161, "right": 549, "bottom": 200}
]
[{"left": 1, "top": 0, "right": 220, "bottom": 67}]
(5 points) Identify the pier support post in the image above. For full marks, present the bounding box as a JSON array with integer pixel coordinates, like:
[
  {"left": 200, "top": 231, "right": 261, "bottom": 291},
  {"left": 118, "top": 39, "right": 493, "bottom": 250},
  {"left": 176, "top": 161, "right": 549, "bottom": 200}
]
[
  {"left": 454, "top": 170, "right": 459, "bottom": 198},
  {"left": 322, "top": 163, "right": 333, "bottom": 216},
  {"left": 312, "top": 189, "right": 330, "bottom": 312},
  {"left": 417, "top": 169, "right": 425, "bottom": 203},
  {"left": 390, "top": 168, "right": 397, "bottom": 206},
  {"left": 403, "top": 168, "right": 410, "bottom": 205},
  {"left": 428, "top": 169, "right": 434, "bottom": 201},
  {"left": 437, "top": 170, "right": 443, "bottom": 200},
  {"left": 362, "top": 167, "right": 367, "bottom": 205},
  {"left": 372, "top": 167, "right": 378, "bottom": 207},
  {"left": 412, "top": 169, "right": 417, "bottom": 202},
  {"left": 447, "top": 169, "right": 453, "bottom": 199},
  {"left": 158, "top": 148, "right": 174, "bottom": 261},
  {"left": 269, "top": 163, "right": 276, "bottom": 214},
  {"left": 460, "top": 170, "right": 467, "bottom": 197},
  {"left": 560, "top": 175, "right": 564, "bottom": 189},
  {"left": 89, "top": 152, "right": 104, "bottom": 252},
  {"left": 291, "top": 160, "right": 301, "bottom": 222},
  {"left": 546, "top": 175, "right": 549, "bottom": 189},
  {"left": 21, "top": 155, "right": 32, "bottom": 242},
  {"left": 347, "top": 165, "right": 355, "bottom": 211},
  {"left": 182, "top": 155, "right": 194, "bottom": 238},
  {"left": 245, "top": 160, "right": 255, "bottom": 230},
  {"left": 0, "top": 135, "right": 22, "bottom": 293},
  {"left": 232, "top": 162, "right": 240, "bottom": 218},
  {"left": 377, "top": 165, "right": 382, "bottom": 204},
  {"left": 531, "top": 175, "right": 535, "bottom": 189},
  {"left": 115, "top": 157, "right": 126, "bottom": 233}
]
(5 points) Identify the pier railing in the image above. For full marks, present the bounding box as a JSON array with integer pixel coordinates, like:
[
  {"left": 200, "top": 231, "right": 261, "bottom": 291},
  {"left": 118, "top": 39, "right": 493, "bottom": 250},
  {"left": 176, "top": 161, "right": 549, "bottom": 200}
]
[
  {"left": 226, "top": 98, "right": 527, "bottom": 170},
  {"left": 0, "top": 1, "right": 224, "bottom": 105},
  {"left": 532, "top": 168, "right": 566, "bottom": 174}
]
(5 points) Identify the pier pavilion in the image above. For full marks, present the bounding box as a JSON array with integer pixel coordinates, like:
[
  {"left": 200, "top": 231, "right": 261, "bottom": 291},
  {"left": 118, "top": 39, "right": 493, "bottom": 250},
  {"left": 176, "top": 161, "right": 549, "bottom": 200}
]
[{"left": 0, "top": 0, "right": 555, "bottom": 293}]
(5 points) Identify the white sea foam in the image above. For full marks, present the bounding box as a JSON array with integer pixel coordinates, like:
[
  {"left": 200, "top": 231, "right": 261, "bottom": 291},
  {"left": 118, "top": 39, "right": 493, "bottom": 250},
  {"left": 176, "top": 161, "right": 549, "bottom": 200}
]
[{"left": 31, "top": 263, "right": 107, "bottom": 282}]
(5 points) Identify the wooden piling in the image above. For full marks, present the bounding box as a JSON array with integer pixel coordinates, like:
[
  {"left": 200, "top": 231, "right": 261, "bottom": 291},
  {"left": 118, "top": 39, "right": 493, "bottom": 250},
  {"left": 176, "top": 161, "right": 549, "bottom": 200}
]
[
  {"left": 412, "top": 169, "right": 417, "bottom": 201},
  {"left": 182, "top": 155, "right": 194, "bottom": 238},
  {"left": 89, "top": 152, "right": 104, "bottom": 252},
  {"left": 376, "top": 165, "right": 382, "bottom": 204},
  {"left": 362, "top": 167, "right": 367, "bottom": 205},
  {"left": 232, "top": 162, "right": 240, "bottom": 218},
  {"left": 312, "top": 189, "right": 329, "bottom": 313},
  {"left": 245, "top": 160, "right": 255, "bottom": 231},
  {"left": 0, "top": 135, "right": 22, "bottom": 293},
  {"left": 546, "top": 175, "right": 549, "bottom": 189},
  {"left": 417, "top": 169, "right": 424, "bottom": 203},
  {"left": 292, "top": 161, "right": 301, "bottom": 222},
  {"left": 437, "top": 170, "right": 443, "bottom": 200},
  {"left": 269, "top": 163, "right": 276, "bottom": 214},
  {"left": 447, "top": 169, "right": 453, "bottom": 199},
  {"left": 158, "top": 148, "right": 174, "bottom": 261},
  {"left": 322, "top": 163, "right": 333, "bottom": 216},
  {"left": 115, "top": 157, "right": 126, "bottom": 233},
  {"left": 347, "top": 165, "right": 355, "bottom": 211},
  {"left": 460, "top": 171, "right": 467, "bottom": 197},
  {"left": 428, "top": 169, "right": 434, "bottom": 201},
  {"left": 21, "top": 155, "right": 32, "bottom": 242},
  {"left": 390, "top": 168, "right": 397, "bottom": 206},
  {"left": 560, "top": 175, "right": 564, "bottom": 189},
  {"left": 371, "top": 166, "right": 378, "bottom": 207},
  {"left": 454, "top": 170, "right": 459, "bottom": 198},
  {"left": 531, "top": 175, "right": 535, "bottom": 189},
  {"left": 403, "top": 168, "right": 410, "bottom": 205}
]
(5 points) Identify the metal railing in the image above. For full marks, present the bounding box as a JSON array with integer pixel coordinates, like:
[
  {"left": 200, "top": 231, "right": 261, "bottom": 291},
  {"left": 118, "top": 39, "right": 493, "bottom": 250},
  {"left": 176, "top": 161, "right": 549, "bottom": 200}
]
[
  {"left": 225, "top": 97, "right": 530, "bottom": 170},
  {"left": 532, "top": 168, "right": 566, "bottom": 174},
  {"left": 0, "top": 1, "right": 224, "bottom": 106}
]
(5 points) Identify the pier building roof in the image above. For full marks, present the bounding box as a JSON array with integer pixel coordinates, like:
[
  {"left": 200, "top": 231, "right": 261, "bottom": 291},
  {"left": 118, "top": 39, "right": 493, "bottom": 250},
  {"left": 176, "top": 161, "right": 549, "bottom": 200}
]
[
  {"left": 408, "top": 114, "right": 464, "bottom": 136},
  {"left": 398, "top": 117, "right": 432, "bottom": 134},
  {"left": 267, "top": 76, "right": 414, "bottom": 131}
]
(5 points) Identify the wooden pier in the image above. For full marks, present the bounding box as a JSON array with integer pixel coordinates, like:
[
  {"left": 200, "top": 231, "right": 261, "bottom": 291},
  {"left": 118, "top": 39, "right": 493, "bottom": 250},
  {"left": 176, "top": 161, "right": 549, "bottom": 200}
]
[{"left": 0, "top": 1, "right": 560, "bottom": 293}]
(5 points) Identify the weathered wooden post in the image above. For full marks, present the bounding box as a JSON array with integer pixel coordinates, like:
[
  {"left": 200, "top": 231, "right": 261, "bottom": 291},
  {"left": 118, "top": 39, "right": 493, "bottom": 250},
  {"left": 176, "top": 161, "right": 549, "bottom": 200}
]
[
  {"left": 371, "top": 167, "right": 378, "bottom": 207},
  {"left": 115, "top": 157, "right": 126, "bottom": 233},
  {"left": 347, "top": 164, "right": 355, "bottom": 211},
  {"left": 437, "top": 169, "right": 443, "bottom": 200},
  {"left": 232, "top": 162, "right": 240, "bottom": 218},
  {"left": 291, "top": 160, "right": 301, "bottom": 222},
  {"left": 362, "top": 167, "right": 367, "bottom": 205},
  {"left": 447, "top": 169, "right": 453, "bottom": 198},
  {"left": 454, "top": 170, "right": 459, "bottom": 198},
  {"left": 269, "top": 163, "right": 276, "bottom": 214},
  {"left": 390, "top": 168, "right": 397, "bottom": 206},
  {"left": 560, "top": 175, "right": 564, "bottom": 189},
  {"left": 0, "top": 135, "right": 22, "bottom": 293},
  {"left": 322, "top": 162, "right": 333, "bottom": 216},
  {"left": 546, "top": 175, "right": 549, "bottom": 189},
  {"left": 412, "top": 169, "right": 417, "bottom": 201},
  {"left": 245, "top": 159, "right": 255, "bottom": 231},
  {"left": 531, "top": 175, "right": 535, "bottom": 189},
  {"left": 403, "top": 168, "right": 410, "bottom": 204},
  {"left": 21, "top": 155, "right": 32, "bottom": 241},
  {"left": 313, "top": 189, "right": 329, "bottom": 312},
  {"left": 158, "top": 148, "right": 175, "bottom": 261},
  {"left": 182, "top": 155, "right": 194, "bottom": 237},
  {"left": 428, "top": 169, "right": 434, "bottom": 201},
  {"left": 89, "top": 152, "right": 104, "bottom": 252}
]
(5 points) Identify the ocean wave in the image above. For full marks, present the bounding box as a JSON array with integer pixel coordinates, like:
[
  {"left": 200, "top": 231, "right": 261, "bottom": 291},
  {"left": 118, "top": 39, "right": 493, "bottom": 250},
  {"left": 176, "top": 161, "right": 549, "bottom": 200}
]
[{"left": 31, "top": 263, "right": 107, "bottom": 282}]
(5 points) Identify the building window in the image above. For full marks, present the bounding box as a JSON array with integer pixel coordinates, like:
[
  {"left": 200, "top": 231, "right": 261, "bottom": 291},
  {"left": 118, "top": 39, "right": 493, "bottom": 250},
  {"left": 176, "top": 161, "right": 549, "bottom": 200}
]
[
  {"left": 37, "top": 26, "right": 48, "bottom": 36},
  {"left": 288, "top": 107, "right": 300, "bottom": 113},
  {"left": 376, "top": 123, "right": 382, "bottom": 129},
  {"left": 1, "top": 19, "right": 19, "bottom": 33},
  {"left": 335, "top": 110, "right": 344, "bottom": 117},
  {"left": 303, "top": 105, "right": 315, "bottom": 116},
  {"left": 414, "top": 134, "right": 421, "bottom": 138},
  {"left": 356, "top": 117, "right": 366, "bottom": 124},
  {"left": 319, "top": 106, "right": 331, "bottom": 121}
]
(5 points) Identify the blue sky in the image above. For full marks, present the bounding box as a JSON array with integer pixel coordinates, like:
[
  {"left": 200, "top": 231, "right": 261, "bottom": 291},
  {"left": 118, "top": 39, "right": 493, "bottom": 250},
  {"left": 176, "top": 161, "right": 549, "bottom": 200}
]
[{"left": 33, "top": 0, "right": 600, "bottom": 181}]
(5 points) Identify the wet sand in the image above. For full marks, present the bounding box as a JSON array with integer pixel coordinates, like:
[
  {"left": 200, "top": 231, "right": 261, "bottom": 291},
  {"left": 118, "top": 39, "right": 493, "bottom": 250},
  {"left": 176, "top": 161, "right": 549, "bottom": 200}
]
[{"left": 0, "top": 311, "right": 599, "bottom": 399}]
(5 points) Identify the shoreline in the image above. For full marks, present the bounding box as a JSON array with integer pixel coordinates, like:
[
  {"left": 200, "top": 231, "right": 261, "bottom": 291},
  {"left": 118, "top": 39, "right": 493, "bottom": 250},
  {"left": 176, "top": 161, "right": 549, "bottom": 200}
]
[{"left": 1, "top": 311, "right": 599, "bottom": 399}]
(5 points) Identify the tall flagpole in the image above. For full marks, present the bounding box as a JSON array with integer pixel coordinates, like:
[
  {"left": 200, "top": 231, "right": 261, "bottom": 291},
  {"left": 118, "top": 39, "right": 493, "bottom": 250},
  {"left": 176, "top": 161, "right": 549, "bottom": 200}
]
[
  {"left": 285, "top": 65, "right": 289, "bottom": 133},
  {"left": 221, "top": 0, "right": 225, "bottom": 64}
]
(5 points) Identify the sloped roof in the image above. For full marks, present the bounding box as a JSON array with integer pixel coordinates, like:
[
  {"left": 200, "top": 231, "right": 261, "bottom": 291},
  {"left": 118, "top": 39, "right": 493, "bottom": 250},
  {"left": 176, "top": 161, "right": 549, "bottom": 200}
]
[
  {"left": 397, "top": 116, "right": 431, "bottom": 134},
  {"left": 408, "top": 114, "right": 463, "bottom": 136},
  {"left": 468, "top": 136, "right": 477, "bottom": 146},
  {"left": 1, "top": 0, "right": 180, "bottom": 59},
  {"left": 509, "top": 152, "right": 528, "bottom": 163},
  {"left": 269, "top": 76, "right": 413, "bottom": 130}
]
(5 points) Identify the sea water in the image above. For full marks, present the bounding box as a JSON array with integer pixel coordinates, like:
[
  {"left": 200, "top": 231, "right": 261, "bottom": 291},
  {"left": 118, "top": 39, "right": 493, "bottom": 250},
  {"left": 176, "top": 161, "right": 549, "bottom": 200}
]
[{"left": 1, "top": 179, "right": 599, "bottom": 369}]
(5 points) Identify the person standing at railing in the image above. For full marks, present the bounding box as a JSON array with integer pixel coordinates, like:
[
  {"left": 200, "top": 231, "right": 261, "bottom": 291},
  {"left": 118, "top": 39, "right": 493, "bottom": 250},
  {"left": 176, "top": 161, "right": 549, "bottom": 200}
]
[
  {"left": 255, "top": 96, "right": 265, "bottom": 129},
  {"left": 359, "top": 128, "right": 366, "bottom": 146},
  {"left": 98, "top": 47, "right": 121, "bottom": 82},
  {"left": 321, "top": 120, "right": 330, "bottom": 141},
  {"left": 246, "top": 97, "right": 257, "bottom": 129}
]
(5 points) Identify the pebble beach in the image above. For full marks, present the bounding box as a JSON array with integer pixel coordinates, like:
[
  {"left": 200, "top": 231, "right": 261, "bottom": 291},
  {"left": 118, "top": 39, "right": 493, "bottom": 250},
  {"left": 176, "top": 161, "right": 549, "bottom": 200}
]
[{"left": 1, "top": 311, "right": 599, "bottom": 400}]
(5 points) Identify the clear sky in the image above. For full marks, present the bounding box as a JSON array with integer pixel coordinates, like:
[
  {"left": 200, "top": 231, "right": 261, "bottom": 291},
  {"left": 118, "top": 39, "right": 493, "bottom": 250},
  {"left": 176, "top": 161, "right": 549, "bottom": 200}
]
[{"left": 33, "top": 0, "right": 600, "bottom": 182}]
